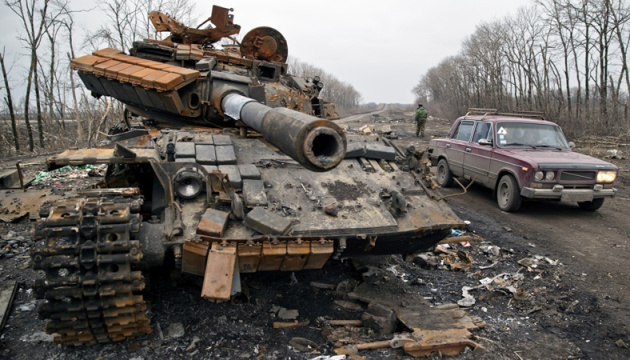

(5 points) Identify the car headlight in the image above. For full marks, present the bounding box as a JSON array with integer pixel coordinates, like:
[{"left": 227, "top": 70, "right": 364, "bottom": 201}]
[
  {"left": 534, "top": 171, "right": 544, "bottom": 181},
  {"left": 597, "top": 171, "right": 617, "bottom": 183},
  {"left": 545, "top": 171, "right": 555, "bottom": 181}
]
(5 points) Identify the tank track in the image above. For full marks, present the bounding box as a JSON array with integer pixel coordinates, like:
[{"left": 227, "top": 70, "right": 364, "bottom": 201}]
[{"left": 31, "top": 191, "right": 152, "bottom": 345}]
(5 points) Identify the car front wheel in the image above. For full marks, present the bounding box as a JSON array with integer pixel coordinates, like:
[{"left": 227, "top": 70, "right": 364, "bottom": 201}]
[
  {"left": 497, "top": 174, "right": 522, "bottom": 212},
  {"left": 578, "top": 198, "right": 605, "bottom": 211},
  {"left": 436, "top": 159, "right": 454, "bottom": 187}
]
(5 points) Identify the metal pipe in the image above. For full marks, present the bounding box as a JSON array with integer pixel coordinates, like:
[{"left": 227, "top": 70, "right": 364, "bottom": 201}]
[{"left": 222, "top": 93, "right": 346, "bottom": 172}]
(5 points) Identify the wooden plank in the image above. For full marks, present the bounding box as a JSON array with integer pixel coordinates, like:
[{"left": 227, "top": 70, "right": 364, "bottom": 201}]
[
  {"left": 0, "top": 281, "right": 17, "bottom": 333},
  {"left": 403, "top": 329, "right": 480, "bottom": 357},
  {"left": 201, "top": 242, "right": 236, "bottom": 300}
]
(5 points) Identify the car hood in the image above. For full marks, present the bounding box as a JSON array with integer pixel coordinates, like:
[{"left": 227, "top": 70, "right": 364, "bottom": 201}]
[{"left": 502, "top": 149, "right": 618, "bottom": 170}]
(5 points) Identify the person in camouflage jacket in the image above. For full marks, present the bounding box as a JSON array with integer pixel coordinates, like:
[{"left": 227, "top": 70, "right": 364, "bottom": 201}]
[{"left": 414, "top": 104, "right": 428, "bottom": 137}]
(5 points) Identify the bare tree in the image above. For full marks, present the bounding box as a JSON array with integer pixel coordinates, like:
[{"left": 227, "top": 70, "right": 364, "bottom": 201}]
[
  {"left": 43, "top": 9, "right": 64, "bottom": 133},
  {"left": 5, "top": 0, "right": 52, "bottom": 151},
  {"left": 0, "top": 47, "right": 19, "bottom": 151},
  {"left": 63, "top": 15, "right": 83, "bottom": 143},
  {"left": 413, "top": 0, "right": 630, "bottom": 137},
  {"left": 609, "top": 0, "right": 630, "bottom": 108},
  {"left": 85, "top": 0, "right": 155, "bottom": 51}
]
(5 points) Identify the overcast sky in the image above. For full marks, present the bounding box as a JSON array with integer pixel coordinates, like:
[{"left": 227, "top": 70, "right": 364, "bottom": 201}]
[{"left": 0, "top": 0, "right": 533, "bottom": 104}]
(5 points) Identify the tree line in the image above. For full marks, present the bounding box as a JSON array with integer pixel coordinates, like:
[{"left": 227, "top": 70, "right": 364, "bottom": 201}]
[
  {"left": 288, "top": 57, "right": 362, "bottom": 112},
  {"left": 413, "top": 0, "right": 630, "bottom": 137},
  {"left": 0, "top": 0, "right": 360, "bottom": 156}
]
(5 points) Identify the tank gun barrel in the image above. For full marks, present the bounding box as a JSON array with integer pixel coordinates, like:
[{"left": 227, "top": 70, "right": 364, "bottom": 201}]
[{"left": 222, "top": 94, "right": 346, "bottom": 172}]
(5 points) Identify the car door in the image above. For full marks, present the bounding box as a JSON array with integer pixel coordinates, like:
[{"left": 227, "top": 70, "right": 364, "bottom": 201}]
[
  {"left": 463, "top": 121, "right": 493, "bottom": 187},
  {"left": 446, "top": 120, "right": 474, "bottom": 177}
]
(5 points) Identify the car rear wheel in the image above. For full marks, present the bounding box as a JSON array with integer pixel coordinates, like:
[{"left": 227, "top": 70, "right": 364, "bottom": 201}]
[
  {"left": 577, "top": 198, "right": 605, "bottom": 211},
  {"left": 497, "top": 174, "right": 522, "bottom": 212},
  {"left": 436, "top": 159, "right": 454, "bottom": 187}
]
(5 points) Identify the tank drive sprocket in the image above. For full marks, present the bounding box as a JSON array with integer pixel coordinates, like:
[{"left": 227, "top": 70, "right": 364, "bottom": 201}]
[{"left": 31, "top": 190, "right": 152, "bottom": 345}]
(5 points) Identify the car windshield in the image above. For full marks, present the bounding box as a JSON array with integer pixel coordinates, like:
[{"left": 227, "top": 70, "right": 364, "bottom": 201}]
[{"left": 495, "top": 122, "right": 570, "bottom": 150}]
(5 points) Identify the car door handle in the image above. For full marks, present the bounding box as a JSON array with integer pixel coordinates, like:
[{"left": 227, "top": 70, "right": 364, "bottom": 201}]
[
  {"left": 446, "top": 144, "right": 451, "bottom": 149},
  {"left": 465, "top": 147, "right": 471, "bottom": 153}
]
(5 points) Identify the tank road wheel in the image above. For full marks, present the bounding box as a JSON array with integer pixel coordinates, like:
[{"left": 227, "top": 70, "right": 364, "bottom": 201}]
[
  {"left": 31, "top": 194, "right": 152, "bottom": 345},
  {"left": 436, "top": 158, "right": 455, "bottom": 188},
  {"left": 578, "top": 198, "right": 605, "bottom": 211},
  {"left": 497, "top": 174, "right": 522, "bottom": 212}
]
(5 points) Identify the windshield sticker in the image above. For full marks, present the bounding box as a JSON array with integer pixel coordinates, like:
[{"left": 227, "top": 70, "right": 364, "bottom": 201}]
[
  {"left": 497, "top": 127, "right": 507, "bottom": 135},
  {"left": 500, "top": 139, "right": 507, "bottom": 144}
]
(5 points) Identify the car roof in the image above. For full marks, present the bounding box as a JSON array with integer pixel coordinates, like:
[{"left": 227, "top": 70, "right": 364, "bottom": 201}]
[{"left": 458, "top": 114, "right": 558, "bottom": 126}]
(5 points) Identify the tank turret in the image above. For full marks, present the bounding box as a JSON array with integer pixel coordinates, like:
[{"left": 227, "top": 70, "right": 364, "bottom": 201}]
[{"left": 70, "top": 5, "right": 345, "bottom": 171}]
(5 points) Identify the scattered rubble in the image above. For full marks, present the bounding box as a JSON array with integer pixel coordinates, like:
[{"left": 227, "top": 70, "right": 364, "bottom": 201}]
[
  {"left": 277, "top": 307, "right": 299, "bottom": 320},
  {"left": 289, "top": 337, "right": 320, "bottom": 353},
  {"left": 167, "top": 322, "right": 185, "bottom": 339},
  {"left": 0, "top": 280, "right": 17, "bottom": 331}
]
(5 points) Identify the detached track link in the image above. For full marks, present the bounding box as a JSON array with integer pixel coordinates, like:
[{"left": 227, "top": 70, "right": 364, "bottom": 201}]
[{"left": 31, "top": 193, "right": 152, "bottom": 345}]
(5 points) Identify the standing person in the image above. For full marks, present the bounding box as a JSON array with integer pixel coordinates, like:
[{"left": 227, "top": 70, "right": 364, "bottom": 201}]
[{"left": 414, "top": 104, "right": 428, "bottom": 137}]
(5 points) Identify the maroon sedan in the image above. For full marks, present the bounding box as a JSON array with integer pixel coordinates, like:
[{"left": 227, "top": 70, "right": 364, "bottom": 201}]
[{"left": 428, "top": 111, "right": 618, "bottom": 212}]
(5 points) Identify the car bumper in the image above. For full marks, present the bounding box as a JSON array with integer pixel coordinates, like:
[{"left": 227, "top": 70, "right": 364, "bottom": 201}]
[{"left": 521, "top": 185, "right": 617, "bottom": 202}]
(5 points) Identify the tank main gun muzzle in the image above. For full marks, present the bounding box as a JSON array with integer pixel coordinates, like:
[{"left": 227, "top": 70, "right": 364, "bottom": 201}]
[{"left": 222, "top": 94, "right": 346, "bottom": 172}]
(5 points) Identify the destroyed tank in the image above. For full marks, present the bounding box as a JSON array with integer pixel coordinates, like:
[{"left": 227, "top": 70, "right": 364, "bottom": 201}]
[{"left": 30, "top": 5, "right": 465, "bottom": 345}]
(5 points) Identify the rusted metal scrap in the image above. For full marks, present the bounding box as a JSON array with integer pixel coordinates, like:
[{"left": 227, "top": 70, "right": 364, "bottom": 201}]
[
  {"left": 349, "top": 282, "right": 486, "bottom": 358},
  {"left": 149, "top": 6, "right": 241, "bottom": 45},
  {"left": 0, "top": 281, "right": 17, "bottom": 333}
]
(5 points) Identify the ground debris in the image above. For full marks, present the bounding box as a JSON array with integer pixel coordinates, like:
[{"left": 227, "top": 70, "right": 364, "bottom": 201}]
[
  {"left": 289, "top": 337, "right": 320, "bottom": 353},
  {"left": 518, "top": 255, "right": 560, "bottom": 268},
  {"left": 334, "top": 300, "right": 363, "bottom": 312},
  {"left": 310, "top": 281, "right": 336, "bottom": 290},
  {"left": 616, "top": 339, "right": 628, "bottom": 348},
  {"left": 435, "top": 246, "right": 473, "bottom": 271},
  {"left": 322, "top": 325, "right": 368, "bottom": 348},
  {"left": 167, "top": 322, "right": 185, "bottom": 338},
  {"left": 186, "top": 336, "right": 201, "bottom": 351},
  {"left": 273, "top": 320, "right": 309, "bottom": 329},
  {"left": 277, "top": 307, "right": 299, "bottom": 320}
]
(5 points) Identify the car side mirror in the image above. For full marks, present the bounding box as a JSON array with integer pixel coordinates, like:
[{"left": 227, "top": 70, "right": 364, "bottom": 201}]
[
  {"left": 478, "top": 139, "right": 493, "bottom": 146},
  {"left": 568, "top": 141, "right": 575, "bottom": 149}
]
